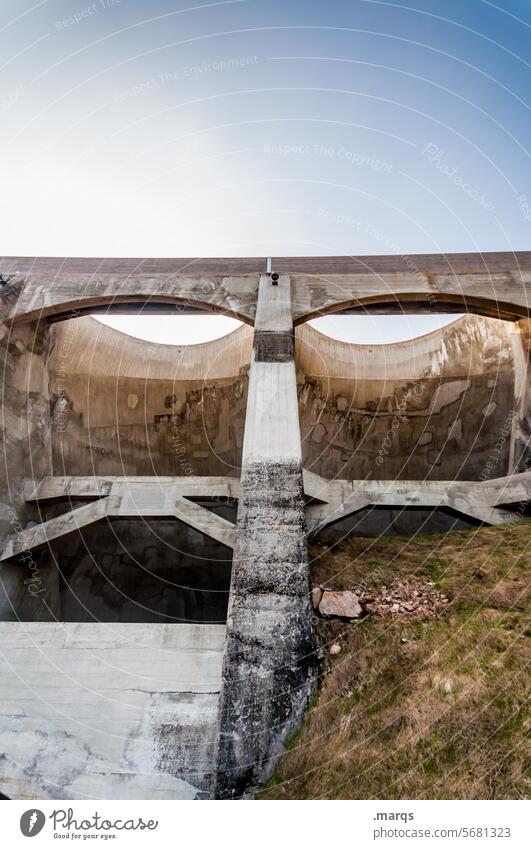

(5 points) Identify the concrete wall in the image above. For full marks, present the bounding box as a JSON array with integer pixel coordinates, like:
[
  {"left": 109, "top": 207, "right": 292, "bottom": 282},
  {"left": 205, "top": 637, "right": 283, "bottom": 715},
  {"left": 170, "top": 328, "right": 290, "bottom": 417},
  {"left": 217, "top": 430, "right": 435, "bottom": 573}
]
[
  {"left": 4, "top": 253, "right": 531, "bottom": 324},
  {"left": 0, "top": 316, "right": 238, "bottom": 800},
  {"left": 0, "top": 623, "right": 225, "bottom": 799},
  {"left": 45, "top": 313, "right": 524, "bottom": 487},
  {"left": 0, "top": 320, "right": 54, "bottom": 620},
  {"left": 297, "top": 316, "right": 520, "bottom": 483},
  {"left": 48, "top": 318, "right": 252, "bottom": 478},
  {"left": 0, "top": 321, "right": 52, "bottom": 539},
  {"left": 512, "top": 318, "right": 531, "bottom": 472}
]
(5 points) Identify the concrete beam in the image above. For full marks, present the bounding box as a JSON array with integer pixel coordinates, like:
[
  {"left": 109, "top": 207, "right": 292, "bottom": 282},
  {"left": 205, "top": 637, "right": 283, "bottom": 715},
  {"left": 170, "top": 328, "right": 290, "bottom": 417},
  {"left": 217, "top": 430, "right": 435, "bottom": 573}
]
[
  {"left": 2, "top": 480, "right": 238, "bottom": 560},
  {"left": 273, "top": 251, "right": 531, "bottom": 276},
  {"left": 173, "top": 496, "right": 235, "bottom": 549},
  {"left": 25, "top": 476, "right": 241, "bottom": 502},
  {"left": 3, "top": 271, "right": 260, "bottom": 326},
  {"left": 3, "top": 252, "right": 531, "bottom": 326},
  {"left": 304, "top": 473, "right": 531, "bottom": 533},
  {"left": 17, "top": 469, "right": 529, "bottom": 560},
  {"left": 0, "top": 497, "right": 116, "bottom": 560}
]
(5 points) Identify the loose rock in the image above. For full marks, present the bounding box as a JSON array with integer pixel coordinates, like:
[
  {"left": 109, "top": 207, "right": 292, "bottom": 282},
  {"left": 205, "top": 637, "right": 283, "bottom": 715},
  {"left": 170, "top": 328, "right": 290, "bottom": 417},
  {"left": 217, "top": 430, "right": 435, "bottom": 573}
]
[
  {"left": 319, "top": 590, "right": 363, "bottom": 620},
  {"left": 314, "top": 579, "right": 449, "bottom": 621},
  {"left": 311, "top": 586, "right": 323, "bottom": 610}
]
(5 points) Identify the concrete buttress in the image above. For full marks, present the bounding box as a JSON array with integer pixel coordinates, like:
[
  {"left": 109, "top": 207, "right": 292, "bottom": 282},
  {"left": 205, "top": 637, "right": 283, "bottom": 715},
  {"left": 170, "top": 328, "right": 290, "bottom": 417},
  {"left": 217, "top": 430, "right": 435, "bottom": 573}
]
[{"left": 214, "top": 274, "right": 318, "bottom": 798}]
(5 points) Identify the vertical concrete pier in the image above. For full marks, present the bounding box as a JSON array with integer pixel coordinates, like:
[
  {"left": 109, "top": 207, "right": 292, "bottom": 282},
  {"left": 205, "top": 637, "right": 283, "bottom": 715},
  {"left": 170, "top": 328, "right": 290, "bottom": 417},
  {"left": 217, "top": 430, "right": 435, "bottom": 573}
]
[{"left": 214, "top": 274, "right": 317, "bottom": 798}]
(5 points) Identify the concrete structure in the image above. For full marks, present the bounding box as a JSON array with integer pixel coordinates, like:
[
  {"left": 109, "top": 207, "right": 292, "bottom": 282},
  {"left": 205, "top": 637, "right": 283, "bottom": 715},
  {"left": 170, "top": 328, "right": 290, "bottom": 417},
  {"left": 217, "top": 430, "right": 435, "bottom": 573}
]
[{"left": 0, "top": 251, "right": 530, "bottom": 799}]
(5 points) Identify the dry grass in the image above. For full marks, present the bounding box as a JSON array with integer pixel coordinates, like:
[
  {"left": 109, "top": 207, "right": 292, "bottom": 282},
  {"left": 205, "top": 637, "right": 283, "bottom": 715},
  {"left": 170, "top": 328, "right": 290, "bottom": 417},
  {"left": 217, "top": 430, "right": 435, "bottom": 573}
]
[{"left": 261, "top": 522, "right": 531, "bottom": 799}]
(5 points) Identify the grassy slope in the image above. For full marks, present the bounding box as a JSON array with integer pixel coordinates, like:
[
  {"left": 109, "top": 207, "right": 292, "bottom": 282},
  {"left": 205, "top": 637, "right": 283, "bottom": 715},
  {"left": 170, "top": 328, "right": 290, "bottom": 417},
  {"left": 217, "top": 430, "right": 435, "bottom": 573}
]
[{"left": 261, "top": 522, "right": 530, "bottom": 800}]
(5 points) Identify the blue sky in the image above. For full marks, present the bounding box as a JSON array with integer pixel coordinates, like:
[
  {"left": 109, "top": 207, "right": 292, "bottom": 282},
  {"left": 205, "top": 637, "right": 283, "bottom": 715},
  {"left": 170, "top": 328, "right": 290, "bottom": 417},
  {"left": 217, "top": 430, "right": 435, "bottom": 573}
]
[{"left": 1, "top": 0, "right": 529, "bottom": 341}]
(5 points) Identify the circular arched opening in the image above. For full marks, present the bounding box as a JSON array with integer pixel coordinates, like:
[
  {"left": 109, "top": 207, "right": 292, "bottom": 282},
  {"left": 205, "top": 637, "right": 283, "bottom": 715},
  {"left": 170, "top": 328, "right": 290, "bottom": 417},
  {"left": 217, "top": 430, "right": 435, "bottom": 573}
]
[
  {"left": 309, "top": 314, "right": 463, "bottom": 344},
  {"left": 93, "top": 314, "right": 243, "bottom": 345}
]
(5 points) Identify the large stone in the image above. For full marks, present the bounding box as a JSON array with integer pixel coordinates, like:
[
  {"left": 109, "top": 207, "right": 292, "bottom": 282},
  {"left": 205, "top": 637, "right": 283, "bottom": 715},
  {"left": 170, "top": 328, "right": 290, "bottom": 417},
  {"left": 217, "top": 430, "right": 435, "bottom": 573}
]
[
  {"left": 311, "top": 586, "right": 323, "bottom": 609},
  {"left": 319, "top": 590, "right": 363, "bottom": 619}
]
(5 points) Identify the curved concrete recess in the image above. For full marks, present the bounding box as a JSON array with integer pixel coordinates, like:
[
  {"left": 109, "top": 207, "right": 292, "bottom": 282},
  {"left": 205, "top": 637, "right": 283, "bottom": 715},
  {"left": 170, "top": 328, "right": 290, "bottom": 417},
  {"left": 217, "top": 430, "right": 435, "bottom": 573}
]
[{"left": 296, "top": 315, "right": 526, "bottom": 483}]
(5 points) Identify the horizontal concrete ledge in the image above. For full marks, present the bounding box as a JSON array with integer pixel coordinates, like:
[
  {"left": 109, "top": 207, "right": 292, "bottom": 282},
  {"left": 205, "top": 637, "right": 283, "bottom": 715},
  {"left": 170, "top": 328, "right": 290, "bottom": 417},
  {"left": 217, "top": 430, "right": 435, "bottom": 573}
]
[
  {"left": 304, "top": 470, "right": 531, "bottom": 532},
  {"left": 2, "top": 480, "right": 238, "bottom": 560},
  {"left": 25, "top": 476, "right": 241, "bottom": 501},
  {"left": 5, "top": 471, "right": 528, "bottom": 562},
  {"left": 0, "top": 256, "right": 267, "bottom": 275},
  {"left": 0, "top": 621, "right": 227, "bottom": 656},
  {"left": 273, "top": 251, "right": 531, "bottom": 275},
  {"left": 2, "top": 251, "right": 530, "bottom": 276}
]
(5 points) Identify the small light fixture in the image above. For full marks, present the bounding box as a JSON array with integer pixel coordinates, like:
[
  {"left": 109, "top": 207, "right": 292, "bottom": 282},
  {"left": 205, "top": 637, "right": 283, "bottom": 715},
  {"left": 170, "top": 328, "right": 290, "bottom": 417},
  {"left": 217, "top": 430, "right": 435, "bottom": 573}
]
[{"left": 271, "top": 272, "right": 279, "bottom": 285}]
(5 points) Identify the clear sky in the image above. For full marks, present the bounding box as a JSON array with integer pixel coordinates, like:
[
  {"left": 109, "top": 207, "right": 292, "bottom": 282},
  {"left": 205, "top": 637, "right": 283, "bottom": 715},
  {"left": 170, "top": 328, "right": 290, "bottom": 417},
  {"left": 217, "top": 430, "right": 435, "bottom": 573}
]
[{"left": 1, "top": 0, "right": 529, "bottom": 342}]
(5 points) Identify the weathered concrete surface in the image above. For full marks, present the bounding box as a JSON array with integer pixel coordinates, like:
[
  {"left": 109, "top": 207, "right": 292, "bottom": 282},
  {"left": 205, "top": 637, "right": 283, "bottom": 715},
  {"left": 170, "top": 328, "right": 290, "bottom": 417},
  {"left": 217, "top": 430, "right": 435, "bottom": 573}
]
[
  {"left": 0, "top": 319, "right": 54, "bottom": 620},
  {"left": 48, "top": 317, "right": 252, "bottom": 477},
  {"left": 512, "top": 318, "right": 531, "bottom": 472},
  {"left": 0, "top": 321, "right": 53, "bottom": 537},
  {"left": 297, "top": 316, "right": 520, "bottom": 484},
  {"left": 304, "top": 471, "right": 529, "bottom": 535},
  {"left": 215, "top": 462, "right": 316, "bottom": 798},
  {"left": 25, "top": 474, "right": 241, "bottom": 502},
  {"left": 3, "top": 252, "right": 531, "bottom": 323},
  {"left": 0, "top": 623, "right": 225, "bottom": 799},
  {"left": 288, "top": 252, "right": 531, "bottom": 322},
  {"left": 215, "top": 275, "right": 317, "bottom": 799},
  {"left": 0, "top": 487, "right": 236, "bottom": 560},
  {"left": 253, "top": 273, "right": 295, "bottom": 362},
  {"left": 4, "top": 272, "right": 261, "bottom": 325},
  {"left": 1, "top": 255, "right": 531, "bottom": 801}
]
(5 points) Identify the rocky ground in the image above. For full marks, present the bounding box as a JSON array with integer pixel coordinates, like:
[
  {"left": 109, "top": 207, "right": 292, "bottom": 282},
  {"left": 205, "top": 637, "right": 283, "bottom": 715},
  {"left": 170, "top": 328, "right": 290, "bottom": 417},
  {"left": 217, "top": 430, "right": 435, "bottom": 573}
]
[{"left": 312, "top": 579, "right": 450, "bottom": 623}]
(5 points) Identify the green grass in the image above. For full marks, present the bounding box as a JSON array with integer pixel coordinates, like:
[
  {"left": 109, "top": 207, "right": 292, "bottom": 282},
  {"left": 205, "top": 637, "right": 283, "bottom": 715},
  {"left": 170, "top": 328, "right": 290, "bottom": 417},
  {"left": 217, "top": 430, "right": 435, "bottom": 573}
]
[{"left": 260, "top": 522, "right": 531, "bottom": 800}]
